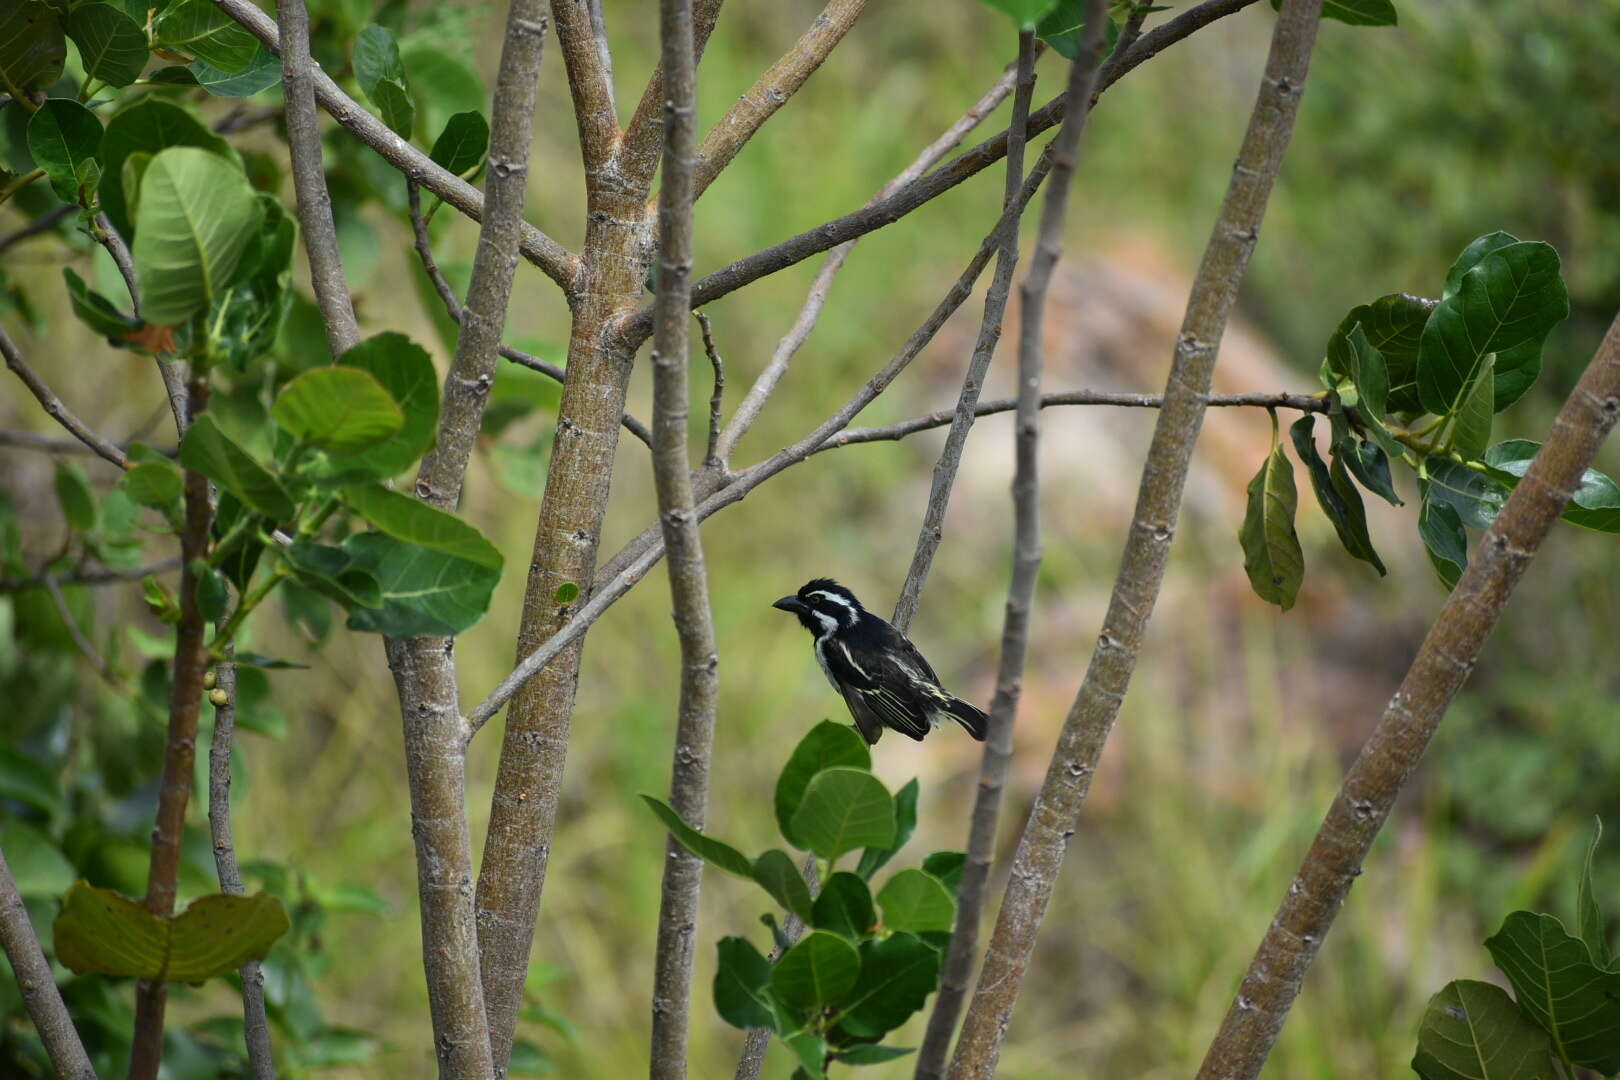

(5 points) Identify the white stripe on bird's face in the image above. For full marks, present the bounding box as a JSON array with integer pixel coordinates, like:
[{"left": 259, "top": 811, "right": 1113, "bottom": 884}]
[
  {"left": 809, "top": 608, "right": 840, "bottom": 636},
  {"left": 806, "top": 590, "right": 860, "bottom": 630}
]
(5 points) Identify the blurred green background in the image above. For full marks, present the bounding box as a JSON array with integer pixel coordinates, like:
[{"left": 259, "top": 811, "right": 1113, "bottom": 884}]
[{"left": 3, "top": 0, "right": 1619, "bottom": 1076}]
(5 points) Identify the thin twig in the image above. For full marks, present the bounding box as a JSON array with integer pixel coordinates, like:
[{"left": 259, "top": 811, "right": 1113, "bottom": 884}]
[
  {"left": 43, "top": 575, "right": 118, "bottom": 686},
  {"left": 714, "top": 49, "right": 1033, "bottom": 465},
  {"left": 279, "top": 0, "right": 358, "bottom": 358},
  {"left": 209, "top": 0, "right": 577, "bottom": 292},
  {"left": 647, "top": 2, "right": 721, "bottom": 1075},
  {"left": 206, "top": 645, "right": 276, "bottom": 1080},
  {"left": 0, "top": 203, "right": 74, "bottom": 255},
  {"left": 0, "top": 557, "right": 181, "bottom": 593},
  {"left": 910, "top": 24, "right": 1047, "bottom": 1075},
  {"left": 689, "top": 0, "right": 868, "bottom": 200},
  {"left": 2, "top": 323, "right": 128, "bottom": 469},
  {"left": 695, "top": 311, "right": 724, "bottom": 468},
  {"left": 1194, "top": 333, "right": 1620, "bottom": 1078},
  {"left": 404, "top": 183, "right": 653, "bottom": 449},
  {"left": 89, "top": 210, "right": 190, "bottom": 432},
  {"left": 0, "top": 847, "right": 97, "bottom": 1079},
  {"left": 949, "top": 4, "right": 1325, "bottom": 1076}
]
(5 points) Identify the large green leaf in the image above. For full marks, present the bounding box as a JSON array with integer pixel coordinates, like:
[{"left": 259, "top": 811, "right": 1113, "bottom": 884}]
[
  {"left": 54, "top": 882, "right": 289, "bottom": 981},
  {"left": 1484, "top": 440, "right": 1620, "bottom": 533},
  {"left": 640, "top": 795, "right": 753, "bottom": 879},
  {"left": 0, "top": 821, "right": 76, "bottom": 897},
  {"left": 338, "top": 531, "right": 500, "bottom": 636},
  {"left": 1575, "top": 820, "right": 1608, "bottom": 967},
  {"left": 400, "top": 44, "right": 483, "bottom": 142},
  {"left": 1035, "top": 0, "right": 1118, "bottom": 60},
  {"left": 1327, "top": 294, "right": 1433, "bottom": 415},
  {"left": 62, "top": 267, "right": 140, "bottom": 340},
  {"left": 1424, "top": 458, "right": 1509, "bottom": 530},
  {"left": 855, "top": 777, "right": 917, "bottom": 880},
  {"left": 834, "top": 933, "right": 942, "bottom": 1039},
  {"left": 978, "top": 0, "right": 1060, "bottom": 29},
  {"left": 1342, "top": 439, "right": 1402, "bottom": 507},
  {"left": 713, "top": 936, "right": 776, "bottom": 1031},
  {"left": 283, "top": 540, "right": 382, "bottom": 610},
  {"left": 178, "top": 414, "right": 296, "bottom": 521},
  {"left": 812, "top": 871, "right": 876, "bottom": 943},
  {"left": 771, "top": 930, "right": 860, "bottom": 1012},
  {"left": 752, "top": 849, "right": 813, "bottom": 922},
  {"left": 1410, "top": 980, "right": 1556, "bottom": 1080},
  {"left": 27, "top": 99, "right": 103, "bottom": 204},
  {"left": 66, "top": 3, "right": 148, "bottom": 87},
  {"left": 353, "top": 25, "right": 414, "bottom": 139},
  {"left": 1290, "top": 416, "right": 1385, "bottom": 576},
  {"left": 191, "top": 45, "right": 281, "bottom": 98},
  {"left": 155, "top": 0, "right": 258, "bottom": 73},
  {"left": 1238, "top": 440, "right": 1303, "bottom": 609},
  {"left": 1450, "top": 353, "right": 1495, "bottom": 461},
  {"left": 428, "top": 110, "right": 489, "bottom": 176},
  {"left": 99, "top": 98, "right": 235, "bottom": 237},
  {"left": 774, "top": 721, "right": 870, "bottom": 848},
  {"left": 921, "top": 852, "right": 967, "bottom": 898},
  {"left": 132, "top": 146, "right": 261, "bottom": 325},
  {"left": 272, "top": 367, "right": 404, "bottom": 452},
  {"left": 0, "top": 0, "right": 67, "bottom": 94},
  {"left": 875, "top": 868, "right": 955, "bottom": 934},
  {"left": 1443, "top": 232, "right": 1518, "bottom": 300},
  {"left": 789, "top": 768, "right": 895, "bottom": 861},
  {"left": 1417, "top": 242, "right": 1568, "bottom": 415},
  {"left": 331, "top": 333, "right": 440, "bottom": 479},
  {"left": 340, "top": 485, "right": 501, "bottom": 569},
  {"left": 1417, "top": 483, "right": 1467, "bottom": 590},
  {"left": 1484, "top": 911, "right": 1620, "bottom": 1072},
  {"left": 785, "top": 1032, "right": 828, "bottom": 1080}
]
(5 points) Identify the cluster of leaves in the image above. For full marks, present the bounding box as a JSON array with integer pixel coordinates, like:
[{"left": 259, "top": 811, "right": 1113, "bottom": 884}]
[
  {"left": 1412, "top": 821, "right": 1619, "bottom": 1080},
  {"left": 645, "top": 721, "right": 964, "bottom": 1078},
  {"left": 1241, "top": 231, "right": 1620, "bottom": 608}
]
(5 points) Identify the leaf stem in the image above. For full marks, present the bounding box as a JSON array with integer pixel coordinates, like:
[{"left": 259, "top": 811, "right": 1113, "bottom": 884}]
[
  {"left": 0, "top": 169, "right": 46, "bottom": 207},
  {"left": 211, "top": 565, "right": 287, "bottom": 658}
]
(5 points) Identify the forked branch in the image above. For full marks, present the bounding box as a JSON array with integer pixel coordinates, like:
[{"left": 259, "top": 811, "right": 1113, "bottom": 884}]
[{"left": 0, "top": 848, "right": 96, "bottom": 1080}]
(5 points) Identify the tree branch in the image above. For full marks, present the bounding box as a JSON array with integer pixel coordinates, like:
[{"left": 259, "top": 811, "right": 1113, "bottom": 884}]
[
  {"left": 279, "top": 0, "right": 359, "bottom": 358},
  {"left": 0, "top": 203, "right": 74, "bottom": 255},
  {"left": 695, "top": 311, "right": 724, "bottom": 469},
  {"left": 206, "top": 646, "right": 276, "bottom": 1080},
  {"left": 0, "top": 846, "right": 96, "bottom": 1080},
  {"left": 1195, "top": 335, "right": 1620, "bottom": 1079},
  {"left": 949, "top": 4, "right": 1324, "bottom": 1076},
  {"left": 616, "top": 0, "right": 726, "bottom": 194},
  {"left": 209, "top": 0, "right": 578, "bottom": 293},
  {"left": 405, "top": 183, "right": 652, "bottom": 449},
  {"left": 2, "top": 323, "right": 129, "bottom": 470},
  {"left": 647, "top": 3, "right": 721, "bottom": 1075},
  {"left": 130, "top": 372, "right": 216, "bottom": 1080},
  {"left": 689, "top": 0, "right": 867, "bottom": 200},
  {"left": 712, "top": 45, "right": 1031, "bottom": 467},
  {"left": 0, "top": 557, "right": 181, "bottom": 593},
  {"left": 551, "top": 0, "right": 620, "bottom": 177}
]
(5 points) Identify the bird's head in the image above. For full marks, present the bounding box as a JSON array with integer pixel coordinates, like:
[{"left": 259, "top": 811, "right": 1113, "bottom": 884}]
[{"left": 772, "top": 578, "right": 864, "bottom": 636}]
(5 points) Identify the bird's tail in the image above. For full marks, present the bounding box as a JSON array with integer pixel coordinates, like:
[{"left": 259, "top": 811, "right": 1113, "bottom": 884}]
[{"left": 944, "top": 697, "right": 988, "bottom": 741}]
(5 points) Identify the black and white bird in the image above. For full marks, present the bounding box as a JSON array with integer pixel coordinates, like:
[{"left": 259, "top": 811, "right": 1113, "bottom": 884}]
[{"left": 773, "top": 578, "right": 987, "bottom": 745}]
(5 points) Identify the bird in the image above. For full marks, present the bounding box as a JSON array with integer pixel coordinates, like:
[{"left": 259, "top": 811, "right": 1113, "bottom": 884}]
[{"left": 772, "top": 578, "right": 987, "bottom": 746}]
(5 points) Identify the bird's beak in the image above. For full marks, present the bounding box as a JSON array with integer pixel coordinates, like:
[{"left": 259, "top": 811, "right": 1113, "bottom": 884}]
[{"left": 773, "top": 596, "right": 808, "bottom": 615}]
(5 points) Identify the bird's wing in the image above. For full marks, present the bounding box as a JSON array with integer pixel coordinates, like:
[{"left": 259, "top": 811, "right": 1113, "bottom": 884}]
[
  {"left": 823, "top": 637, "right": 931, "bottom": 741},
  {"left": 875, "top": 619, "right": 945, "bottom": 688}
]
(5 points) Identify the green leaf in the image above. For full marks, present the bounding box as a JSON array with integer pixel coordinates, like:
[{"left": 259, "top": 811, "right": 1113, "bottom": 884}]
[
  {"left": 834, "top": 933, "right": 942, "bottom": 1039},
  {"left": 639, "top": 795, "right": 753, "bottom": 879},
  {"left": 283, "top": 540, "right": 382, "bottom": 610},
  {"left": 1417, "top": 241, "right": 1569, "bottom": 415},
  {"left": 785, "top": 1032, "right": 828, "bottom": 1080},
  {"left": 339, "top": 485, "right": 501, "bottom": 569},
  {"left": 1443, "top": 231, "right": 1518, "bottom": 301},
  {"left": 1576, "top": 819, "right": 1608, "bottom": 967},
  {"left": 1269, "top": 0, "right": 1396, "bottom": 25},
  {"left": 713, "top": 936, "right": 776, "bottom": 1031},
  {"left": 1410, "top": 980, "right": 1556, "bottom": 1080},
  {"left": 855, "top": 777, "right": 917, "bottom": 880},
  {"left": 876, "top": 868, "right": 955, "bottom": 934},
  {"left": 99, "top": 98, "right": 235, "bottom": 238},
  {"left": 1417, "top": 484, "right": 1467, "bottom": 590},
  {"left": 1336, "top": 324, "right": 1406, "bottom": 464},
  {"left": 132, "top": 146, "right": 261, "bottom": 325},
  {"left": 429, "top": 110, "right": 488, "bottom": 176},
  {"left": 195, "top": 561, "right": 229, "bottom": 621},
  {"left": 353, "top": 25, "right": 414, "bottom": 139},
  {"left": 752, "top": 849, "right": 813, "bottom": 922},
  {"left": 331, "top": 333, "right": 440, "bottom": 479},
  {"left": 1327, "top": 294, "right": 1433, "bottom": 414},
  {"left": 62, "top": 266, "right": 140, "bottom": 339},
  {"left": 1484, "top": 440, "right": 1620, "bottom": 533},
  {"left": 53, "top": 462, "right": 97, "bottom": 531},
  {"left": 178, "top": 414, "right": 296, "bottom": 521},
  {"left": 0, "top": 821, "right": 75, "bottom": 897},
  {"left": 155, "top": 0, "right": 258, "bottom": 73},
  {"left": 0, "top": 749, "right": 65, "bottom": 818},
  {"left": 66, "top": 3, "right": 148, "bottom": 88},
  {"left": 191, "top": 45, "right": 281, "bottom": 98},
  {"left": 774, "top": 721, "right": 870, "bottom": 848},
  {"left": 0, "top": 0, "right": 68, "bottom": 94},
  {"left": 339, "top": 531, "right": 501, "bottom": 636},
  {"left": 789, "top": 768, "right": 895, "bottom": 861},
  {"left": 272, "top": 367, "right": 404, "bottom": 452},
  {"left": 834, "top": 1044, "right": 915, "bottom": 1066},
  {"left": 1451, "top": 353, "right": 1495, "bottom": 461},
  {"left": 1342, "top": 439, "right": 1402, "bottom": 507},
  {"left": 771, "top": 930, "right": 860, "bottom": 1012},
  {"left": 53, "top": 881, "right": 290, "bottom": 981},
  {"left": 979, "top": 0, "right": 1061, "bottom": 29},
  {"left": 1290, "top": 416, "right": 1385, "bottom": 576},
  {"left": 27, "top": 99, "right": 103, "bottom": 204},
  {"left": 1424, "top": 458, "right": 1509, "bottom": 530},
  {"left": 922, "top": 852, "right": 967, "bottom": 898},
  {"left": 811, "top": 871, "right": 876, "bottom": 943},
  {"left": 1484, "top": 911, "right": 1620, "bottom": 1072},
  {"left": 1238, "top": 440, "right": 1303, "bottom": 609},
  {"left": 400, "top": 43, "right": 484, "bottom": 141}
]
